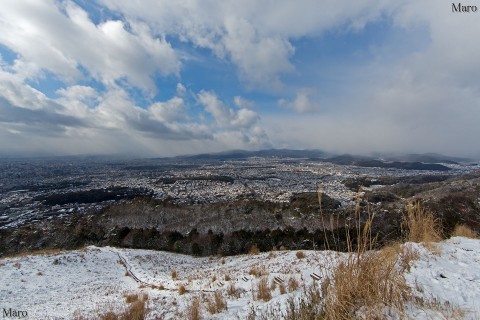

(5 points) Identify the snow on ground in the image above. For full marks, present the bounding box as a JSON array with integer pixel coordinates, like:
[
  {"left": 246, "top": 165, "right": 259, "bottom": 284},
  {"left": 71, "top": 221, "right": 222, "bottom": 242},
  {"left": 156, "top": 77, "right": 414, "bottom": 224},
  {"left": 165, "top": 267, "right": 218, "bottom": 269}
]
[
  {"left": 0, "top": 237, "right": 479, "bottom": 319},
  {"left": 405, "top": 237, "right": 480, "bottom": 319}
]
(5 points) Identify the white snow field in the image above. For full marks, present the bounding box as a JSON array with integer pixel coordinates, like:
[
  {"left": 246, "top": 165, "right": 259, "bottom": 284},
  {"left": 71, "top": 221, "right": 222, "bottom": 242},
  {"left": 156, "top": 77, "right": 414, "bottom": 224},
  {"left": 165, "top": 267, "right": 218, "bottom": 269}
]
[{"left": 0, "top": 237, "right": 479, "bottom": 319}]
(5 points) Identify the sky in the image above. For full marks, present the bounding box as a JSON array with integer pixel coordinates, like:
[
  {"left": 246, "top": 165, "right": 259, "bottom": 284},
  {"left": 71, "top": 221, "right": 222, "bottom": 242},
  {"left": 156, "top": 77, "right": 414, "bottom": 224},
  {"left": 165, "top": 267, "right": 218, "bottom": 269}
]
[{"left": 0, "top": 0, "right": 479, "bottom": 158}]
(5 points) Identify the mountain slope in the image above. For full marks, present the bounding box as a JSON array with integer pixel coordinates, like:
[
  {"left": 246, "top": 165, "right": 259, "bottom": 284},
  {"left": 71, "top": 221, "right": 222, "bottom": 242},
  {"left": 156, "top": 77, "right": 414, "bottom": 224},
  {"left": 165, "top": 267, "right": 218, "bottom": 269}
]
[{"left": 1, "top": 238, "right": 479, "bottom": 319}]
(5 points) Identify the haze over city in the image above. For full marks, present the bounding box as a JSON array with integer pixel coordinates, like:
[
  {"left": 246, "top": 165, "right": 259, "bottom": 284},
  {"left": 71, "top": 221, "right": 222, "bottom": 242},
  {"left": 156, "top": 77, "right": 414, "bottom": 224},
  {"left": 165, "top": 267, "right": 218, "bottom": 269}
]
[{"left": 0, "top": 0, "right": 479, "bottom": 158}]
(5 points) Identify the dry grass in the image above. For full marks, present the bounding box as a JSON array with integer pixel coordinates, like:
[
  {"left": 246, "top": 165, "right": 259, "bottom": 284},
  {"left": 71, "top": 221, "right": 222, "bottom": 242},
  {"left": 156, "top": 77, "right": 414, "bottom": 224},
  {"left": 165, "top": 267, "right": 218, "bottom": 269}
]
[
  {"left": 270, "top": 279, "right": 277, "bottom": 291},
  {"left": 286, "top": 191, "right": 413, "bottom": 319},
  {"left": 72, "top": 310, "right": 89, "bottom": 320},
  {"left": 227, "top": 282, "right": 241, "bottom": 298},
  {"left": 321, "top": 248, "right": 411, "bottom": 319},
  {"left": 248, "top": 266, "right": 266, "bottom": 277},
  {"left": 178, "top": 285, "right": 187, "bottom": 295},
  {"left": 277, "top": 213, "right": 414, "bottom": 319},
  {"left": 296, "top": 251, "right": 305, "bottom": 259},
  {"left": 381, "top": 242, "right": 420, "bottom": 272},
  {"left": 89, "top": 294, "right": 149, "bottom": 320},
  {"left": 256, "top": 277, "right": 272, "bottom": 301},
  {"left": 99, "top": 311, "right": 118, "bottom": 320},
  {"left": 415, "top": 296, "right": 466, "bottom": 319},
  {"left": 287, "top": 277, "right": 299, "bottom": 292},
  {"left": 186, "top": 296, "right": 202, "bottom": 320},
  {"left": 124, "top": 293, "right": 139, "bottom": 303},
  {"left": 314, "top": 199, "right": 417, "bottom": 319},
  {"left": 206, "top": 291, "right": 227, "bottom": 314},
  {"left": 123, "top": 300, "right": 148, "bottom": 320},
  {"left": 403, "top": 202, "right": 443, "bottom": 243},
  {"left": 279, "top": 282, "right": 287, "bottom": 295},
  {"left": 452, "top": 224, "right": 477, "bottom": 238},
  {"left": 283, "top": 285, "right": 324, "bottom": 320},
  {"left": 171, "top": 269, "right": 178, "bottom": 280},
  {"left": 260, "top": 194, "right": 462, "bottom": 319},
  {"left": 248, "top": 244, "right": 260, "bottom": 255},
  {"left": 224, "top": 274, "right": 231, "bottom": 281}
]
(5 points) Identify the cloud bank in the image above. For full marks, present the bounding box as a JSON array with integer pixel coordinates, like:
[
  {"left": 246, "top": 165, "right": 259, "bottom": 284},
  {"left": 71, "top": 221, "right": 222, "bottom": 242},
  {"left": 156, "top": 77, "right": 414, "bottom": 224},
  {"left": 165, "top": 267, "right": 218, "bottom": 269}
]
[{"left": 0, "top": 0, "right": 479, "bottom": 157}]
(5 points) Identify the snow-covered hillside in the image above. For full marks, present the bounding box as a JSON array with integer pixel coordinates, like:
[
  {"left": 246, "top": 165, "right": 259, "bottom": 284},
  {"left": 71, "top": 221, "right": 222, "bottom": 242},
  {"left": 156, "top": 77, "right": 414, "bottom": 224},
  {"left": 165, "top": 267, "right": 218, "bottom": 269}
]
[{"left": 0, "top": 238, "right": 479, "bottom": 319}]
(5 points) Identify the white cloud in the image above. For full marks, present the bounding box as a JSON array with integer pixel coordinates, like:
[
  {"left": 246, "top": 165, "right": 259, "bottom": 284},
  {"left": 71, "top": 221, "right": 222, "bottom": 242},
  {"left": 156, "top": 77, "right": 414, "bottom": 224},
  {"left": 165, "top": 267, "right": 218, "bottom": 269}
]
[
  {"left": 0, "top": 72, "right": 268, "bottom": 156},
  {"left": 222, "top": 16, "right": 294, "bottom": 90},
  {"left": 196, "top": 90, "right": 267, "bottom": 148},
  {"left": 197, "top": 91, "right": 233, "bottom": 127},
  {"left": 55, "top": 85, "right": 99, "bottom": 119},
  {"left": 1, "top": 0, "right": 480, "bottom": 157},
  {"left": 234, "top": 96, "right": 255, "bottom": 109},
  {"left": 176, "top": 83, "right": 187, "bottom": 97},
  {"left": 0, "top": 70, "right": 51, "bottom": 111},
  {"left": 278, "top": 89, "right": 320, "bottom": 113},
  {"left": 149, "top": 97, "right": 187, "bottom": 122},
  {"left": 0, "top": 0, "right": 180, "bottom": 91},
  {"left": 57, "top": 85, "right": 97, "bottom": 101},
  {"left": 231, "top": 108, "right": 258, "bottom": 129},
  {"left": 98, "top": 0, "right": 393, "bottom": 90},
  {"left": 198, "top": 91, "right": 259, "bottom": 129}
]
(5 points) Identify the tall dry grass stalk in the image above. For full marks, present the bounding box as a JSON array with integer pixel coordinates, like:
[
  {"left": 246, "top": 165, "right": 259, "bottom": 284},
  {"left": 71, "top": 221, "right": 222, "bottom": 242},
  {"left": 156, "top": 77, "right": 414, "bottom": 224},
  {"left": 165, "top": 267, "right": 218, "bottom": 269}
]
[
  {"left": 186, "top": 297, "right": 202, "bottom": 320},
  {"left": 320, "top": 206, "right": 411, "bottom": 320},
  {"left": 227, "top": 282, "right": 241, "bottom": 298},
  {"left": 78, "top": 293, "right": 149, "bottom": 320},
  {"left": 262, "top": 191, "right": 460, "bottom": 319},
  {"left": 123, "top": 300, "right": 148, "bottom": 320},
  {"left": 309, "top": 188, "right": 414, "bottom": 319},
  {"left": 403, "top": 202, "right": 443, "bottom": 243},
  {"left": 322, "top": 248, "right": 410, "bottom": 319},
  {"left": 206, "top": 291, "right": 227, "bottom": 314},
  {"left": 256, "top": 277, "right": 272, "bottom": 301}
]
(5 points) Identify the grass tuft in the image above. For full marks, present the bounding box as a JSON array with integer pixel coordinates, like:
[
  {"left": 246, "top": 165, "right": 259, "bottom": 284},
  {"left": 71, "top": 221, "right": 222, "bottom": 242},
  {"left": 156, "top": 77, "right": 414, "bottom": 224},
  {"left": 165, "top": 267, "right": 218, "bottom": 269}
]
[
  {"left": 402, "top": 202, "right": 443, "bottom": 244},
  {"left": 248, "top": 244, "right": 260, "bottom": 255},
  {"left": 227, "top": 282, "right": 241, "bottom": 298},
  {"left": 124, "top": 293, "right": 138, "bottom": 303},
  {"left": 279, "top": 282, "right": 287, "bottom": 295},
  {"left": 248, "top": 266, "right": 266, "bottom": 277},
  {"left": 89, "top": 293, "right": 149, "bottom": 320},
  {"left": 451, "top": 224, "right": 477, "bottom": 238},
  {"left": 287, "top": 277, "right": 299, "bottom": 293},
  {"left": 296, "top": 251, "right": 305, "bottom": 259},
  {"left": 256, "top": 277, "right": 272, "bottom": 301},
  {"left": 178, "top": 285, "right": 187, "bottom": 295},
  {"left": 186, "top": 296, "right": 202, "bottom": 320},
  {"left": 322, "top": 247, "right": 410, "bottom": 319},
  {"left": 206, "top": 290, "right": 227, "bottom": 314}
]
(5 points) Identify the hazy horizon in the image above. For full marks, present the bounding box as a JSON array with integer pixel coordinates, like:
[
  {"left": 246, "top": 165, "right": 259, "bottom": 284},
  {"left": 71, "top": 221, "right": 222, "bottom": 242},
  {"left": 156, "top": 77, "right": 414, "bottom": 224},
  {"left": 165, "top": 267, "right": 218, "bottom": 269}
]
[
  {"left": 0, "top": 148, "right": 476, "bottom": 163},
  {"left": 1, "top": 1, "right": 479, "bottom": 158}
]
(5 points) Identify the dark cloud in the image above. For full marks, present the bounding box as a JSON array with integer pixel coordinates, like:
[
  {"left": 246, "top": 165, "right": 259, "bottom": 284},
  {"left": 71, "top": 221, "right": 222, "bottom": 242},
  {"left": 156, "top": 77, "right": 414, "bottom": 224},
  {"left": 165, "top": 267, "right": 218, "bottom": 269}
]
[{"left": 0, "top": 96, "right": 87, "bottom": 134}]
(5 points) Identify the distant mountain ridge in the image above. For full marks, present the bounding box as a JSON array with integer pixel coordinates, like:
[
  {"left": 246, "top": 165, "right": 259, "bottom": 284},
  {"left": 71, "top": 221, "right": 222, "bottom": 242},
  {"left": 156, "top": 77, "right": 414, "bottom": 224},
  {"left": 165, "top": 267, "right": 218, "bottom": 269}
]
[
  {"left": 175, "top": 148, "right": 328, "bottom": 160},
  {"left": 172, "top": 149, "right": 469, "bottom": 171},
  {"left": 323, "top": 155, "right": 451, "bottom": 171},
  {"left": 381, "top": 153, "right": 471, "bottom": 164}
]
